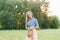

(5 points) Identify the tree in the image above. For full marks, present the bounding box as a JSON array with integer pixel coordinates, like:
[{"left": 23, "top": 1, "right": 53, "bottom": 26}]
[{"left": 0, "top": 0, "right": 59, "bottom": 29}]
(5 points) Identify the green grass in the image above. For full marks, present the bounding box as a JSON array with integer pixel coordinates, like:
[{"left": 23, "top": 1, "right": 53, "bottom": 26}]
[{"left": 0, "top": 29, "right": 60, "bottom": 40}]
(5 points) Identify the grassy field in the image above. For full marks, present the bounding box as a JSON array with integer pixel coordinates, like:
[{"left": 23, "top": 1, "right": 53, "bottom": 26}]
[{"left": 0, "top": 29, "right": 60, "bottom": 40}]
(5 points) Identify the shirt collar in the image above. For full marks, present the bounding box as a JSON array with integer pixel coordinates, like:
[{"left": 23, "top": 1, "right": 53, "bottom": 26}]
[{"left": 29, "top": 17, "right": 34, "bottom": 20}]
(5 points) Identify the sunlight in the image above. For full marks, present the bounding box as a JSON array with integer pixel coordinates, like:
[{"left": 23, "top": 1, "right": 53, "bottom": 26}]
[
  {"left": 47, "top": 0, "right": 60, "bottom": 19},
  {"left": 33, "top": 0, "right": 36, "bottom": 2}
]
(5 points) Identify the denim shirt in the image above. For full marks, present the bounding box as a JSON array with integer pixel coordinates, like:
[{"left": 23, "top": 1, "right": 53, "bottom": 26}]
[{"left": 27, "top": 17, "right": 39, "bottom": 28}]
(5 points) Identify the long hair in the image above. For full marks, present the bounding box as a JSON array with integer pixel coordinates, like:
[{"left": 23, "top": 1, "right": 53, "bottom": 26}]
[
  {"left": 25, "top": 11, "right": 33, "bottom": 28},
  {"left": 25, "top": 13, "right": 28, "bottom": 27}
]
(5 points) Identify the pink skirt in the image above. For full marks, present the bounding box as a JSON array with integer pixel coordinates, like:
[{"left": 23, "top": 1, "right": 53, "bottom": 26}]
[{"left": 25, "top": 29, "right": 37, "bottom": 40}]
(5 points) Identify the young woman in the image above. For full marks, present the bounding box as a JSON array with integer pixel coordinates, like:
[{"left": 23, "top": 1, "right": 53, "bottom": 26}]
[{"left": 25, "top": 11, "right": 39, "bottom": 40}]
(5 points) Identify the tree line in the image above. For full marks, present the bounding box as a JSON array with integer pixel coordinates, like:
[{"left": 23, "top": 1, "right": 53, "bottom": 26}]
[{"left": 0, "top": 0, "right": 59, "bottom": 30}]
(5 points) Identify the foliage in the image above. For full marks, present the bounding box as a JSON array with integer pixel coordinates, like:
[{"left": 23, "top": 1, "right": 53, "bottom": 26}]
[{"left": 0, "top": 0, "right": 59, "bottom": 29}]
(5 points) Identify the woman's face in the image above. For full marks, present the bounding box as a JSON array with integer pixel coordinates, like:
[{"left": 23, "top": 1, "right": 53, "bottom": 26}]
[{"left": 27, "top": 13, "right": 33, "bottom": 19}]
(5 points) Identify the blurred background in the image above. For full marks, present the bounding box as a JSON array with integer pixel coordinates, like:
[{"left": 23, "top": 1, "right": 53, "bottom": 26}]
[
  {"left": 0, "top": 0, "right": 60, "bottom": 40},
  {"left": 0, "top": 0, "right": 60, "bottom": 30}
]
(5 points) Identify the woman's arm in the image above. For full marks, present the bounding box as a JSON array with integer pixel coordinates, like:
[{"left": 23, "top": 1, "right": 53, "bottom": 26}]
[
  {"left": 34, "top": 26, "right": 39, "bottom": 29},
  {"left": 25, "top": 25, "right": 30, "bottom": 30},
  {"left": 31, "top": 26, "right": 39, "bottom": 29},
  {"left": 34, "top": 19, "right": 39, "bottom": 29},
  {"left": 25, "top": 14, "right": 29, "bottom": 30}
]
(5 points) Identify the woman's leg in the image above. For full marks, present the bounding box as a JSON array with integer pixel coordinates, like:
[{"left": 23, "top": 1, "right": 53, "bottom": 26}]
[
  {"left": 32, "top": 29, "right": 37, "bottom": 40},
  {"left": 25, "top": 30, "right": 32, "bottom": 40}
]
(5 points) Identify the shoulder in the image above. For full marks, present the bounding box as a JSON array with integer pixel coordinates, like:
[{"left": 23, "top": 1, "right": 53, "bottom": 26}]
[{"left": 33, "top": 17, "right": 38, "bottom": 21}]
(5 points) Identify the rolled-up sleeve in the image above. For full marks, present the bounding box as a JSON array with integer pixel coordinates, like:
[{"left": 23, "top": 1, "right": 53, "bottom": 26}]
[{"left": 34, "top": 19, "right": 39, "bottom": 26}]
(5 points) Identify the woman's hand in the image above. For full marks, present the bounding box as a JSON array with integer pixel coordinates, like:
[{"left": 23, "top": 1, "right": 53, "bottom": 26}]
[
  {"left": 30, "top": 26, "right": 35, "bottom": 29},
  {"left": 26, "top": 27, "right": 31, "bottom": 30},
  {"left": 26, "top": 26, "right": 39, "bottom": 30},
  {"left": 30, "top": 26, "right": 39, "bottom": 29},
  {"left": 26, "top": 27, "right": 29, "bottom": 30}
]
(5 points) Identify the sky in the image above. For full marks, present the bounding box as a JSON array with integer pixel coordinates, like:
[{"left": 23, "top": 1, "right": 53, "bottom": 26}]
[
  {"left": 46, "top": 0, "right": 60, "bottom": 19},
  {"left": 28, "top": 0, "right": 60, "bottom": 19}
]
